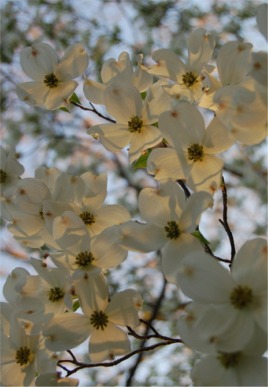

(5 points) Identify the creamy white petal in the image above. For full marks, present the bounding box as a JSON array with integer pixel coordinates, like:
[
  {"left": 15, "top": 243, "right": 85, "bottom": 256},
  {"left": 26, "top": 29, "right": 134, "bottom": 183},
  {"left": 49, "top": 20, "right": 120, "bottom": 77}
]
[
  {"left": 187, "top": 155, "right": 223, "bottom": 193},
  {"left": 203, "top": 116, "right": 234, "bottom": 154},
  {"left": 159, "top": 103, "right": 206, "bottom": 148},
  {"left": 89, "top": 323, "right": 130, "bottom": 362},
  {"left": 129, "top": 125, "right": 162, "bottom": 163},
  {"left": 147, "top": 148, "right": 187, "bottom": 180},
  {"left": 88, "top": 123, "right": 131, "bottom": 152},
  {"left": 44, "top": 80, "right": 78, "bottom": 110},
  {"left": 176, "top": 250, "right": 234, "bottom": 302},
  {"left": 20, "top": 43, "right": 58, "bottom": 80},
  {"left": 191, "top": 355, "right": 238, "bottom": 386},
  {"left": 104, "top": 82, "right": 143, "bottom": 123},
  {"left": 119, "top": 221, "right": 166, "bottom": 252},
  {"left": 56, "top": 43, "right": 89, "bottom": 80},
  {"left": 43, "top": 313, "right": 90, "bottom": 351},
  {"left": 217, "top": 42, "right": 252, "bottom": 86},
  {"left": 83, "top": 78, "right": 105, "bottom": 104},
  {"left": 106, "top": 289, "right": 142, "bottom": 327},
  {"left": 138, "top": 180, "right": 186, "bottom": 226},
  {"left": 180, "top": 191, "right": 213, "bottom": 232},
  {"left": 162, "top": 235, "right": 202, "bottom": 284}
]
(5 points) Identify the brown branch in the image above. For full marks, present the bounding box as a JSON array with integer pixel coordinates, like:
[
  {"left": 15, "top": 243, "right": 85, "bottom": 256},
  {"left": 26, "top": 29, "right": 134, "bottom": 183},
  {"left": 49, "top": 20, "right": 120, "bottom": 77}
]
[
  {"left": 125, "top": 276, "right": 167, "bottom": 386},
  {"left": 70, "top": 101, "right": 116, "bottom": 122},
  {"left": 219, "top": 176, "right": 236, "bottom": 266},
  {"left": 57, "top": 340, "right": 180, "bottom": 377}
]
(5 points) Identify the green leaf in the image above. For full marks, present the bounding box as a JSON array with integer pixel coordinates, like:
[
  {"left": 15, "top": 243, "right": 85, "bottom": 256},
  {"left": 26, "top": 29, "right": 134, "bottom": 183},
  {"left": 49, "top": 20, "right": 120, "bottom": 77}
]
[
  {"left": 192, "top": 230, "right": 210, "bottom": 245},
  {"left": 59, "top": 107, "right": 70, "bottom": 113},
  {"left": 72, "top": 299, "right": 80, "bottom": 312},
  {"left": 69, "top": 92, "right": 81, "bottom": 104},
  {"left": 132, "top": 149, "right": 152, "bottom": 169}
]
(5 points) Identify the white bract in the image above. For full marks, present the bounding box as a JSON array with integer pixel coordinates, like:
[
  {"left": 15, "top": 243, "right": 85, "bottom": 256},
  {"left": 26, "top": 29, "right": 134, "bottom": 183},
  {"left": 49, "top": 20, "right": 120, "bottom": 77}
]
[
  {"left": 17, "top": 43, "right": 89, "bottom": 110},
  {"left": 43, "top": 272, "right": 142, "bottom": 362}
]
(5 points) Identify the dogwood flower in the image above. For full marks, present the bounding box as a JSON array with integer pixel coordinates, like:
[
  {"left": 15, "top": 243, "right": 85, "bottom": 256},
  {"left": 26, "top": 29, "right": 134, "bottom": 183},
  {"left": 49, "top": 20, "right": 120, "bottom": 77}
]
[
  {"left": 43, "top": 272, "right": 142, "bottom": 362},
  {"left": 88, "top": 80, "right": 171, "bottom": 162},
  {"left": 120, "top": 180, "right": 213, "bottom": 283},
  {"left": 144, "top": 28, "right": 215, "bottom": 102},
  {"left": 17, "top": 42, "right": 89, "bottom": 110},
  {"left": 176, "top": 238, "right": 267, "bottom": 351},
  {"left": 1, "top": 318, "right": 57, "bottom": 387},
  {"left": 190, "top": 326, "right": 267, "bottom": 386},
  {"left": 50, "top": 225, "right": 128, "bottom": 274},
  {"left": 148, "top": 103, "right": 233, "bottom": 192}
]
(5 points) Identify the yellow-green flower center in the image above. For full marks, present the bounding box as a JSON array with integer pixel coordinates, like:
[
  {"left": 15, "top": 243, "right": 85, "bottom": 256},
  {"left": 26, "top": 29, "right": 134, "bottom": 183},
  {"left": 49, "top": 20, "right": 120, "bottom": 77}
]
[
  {"left": 165, "top": 221, "right": 181, "bottom": 239},
  {"left": 79, "top": 211, "right": 95, "bottom": 225},
  {"left": 75, "top": 251, "right": 94, "bottom": 268},
  {"left": 187, "top": 143, "right": 204, "bottom": 162},
  {"left": 230, "top": 285, "right": 253, "bottom": 309},
  {"left": 217, "top": 352, "right": 241, "bottom": 369},
  {"left": 48, "top": 287, "right": 64, "bottom": 302},
  {"left": 182, "top": 72, "right": 198, "bottom": 88},
  {"left": 0, "top": 169, "right": 7, "bottom": 184},
  {"left": 15, "top": 346, "right": 31, "bottom": 366},
  {"left": 44, "top": 73, "right": 59, "bottom": 89},
  {"left": 128, "top": 115, "right": 143, "bottom": 133},
  {"left": 90, "top": 310, "right": 109, "bottom": 330}
]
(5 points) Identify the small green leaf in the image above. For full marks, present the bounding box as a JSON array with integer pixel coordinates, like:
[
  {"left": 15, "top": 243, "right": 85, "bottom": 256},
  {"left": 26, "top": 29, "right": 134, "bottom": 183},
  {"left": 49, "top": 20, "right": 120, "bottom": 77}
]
[
  {"left": 140, "top": 91, "right": 147, "bottom": 100},
  {"left": 69, "top": 92, "right": 81, "bottom": 104},
  {"left": 72, "top": 299, "right": 80, "bottom": 312},
  {"left": 59, "top": 107, "right": 70, "bottom": 113},
  {"left": 132, "top": 149, "right": 152, "bottom": 169},
  {"left": 192, "top": 230, "right": 210, "bottom": 245}
]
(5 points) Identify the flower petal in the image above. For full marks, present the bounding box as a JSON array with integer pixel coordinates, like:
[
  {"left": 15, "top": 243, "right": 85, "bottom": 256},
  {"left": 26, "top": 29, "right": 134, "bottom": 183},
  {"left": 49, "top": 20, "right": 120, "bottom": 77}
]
[{"left": 89, "top": 323, "right": 130, "bottom": 362}]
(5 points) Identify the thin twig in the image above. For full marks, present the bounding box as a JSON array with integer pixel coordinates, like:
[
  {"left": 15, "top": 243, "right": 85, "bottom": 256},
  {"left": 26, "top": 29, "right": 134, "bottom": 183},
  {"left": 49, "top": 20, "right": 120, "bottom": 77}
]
[
  {"left": 70, "top": 101, "right": 116, "bottom": 122},
  {"left": 57, "top": 340, "right": 180, "bottom": 377},
  {"left": 219, "top": 176, "right": 236, "bottom": 266}
]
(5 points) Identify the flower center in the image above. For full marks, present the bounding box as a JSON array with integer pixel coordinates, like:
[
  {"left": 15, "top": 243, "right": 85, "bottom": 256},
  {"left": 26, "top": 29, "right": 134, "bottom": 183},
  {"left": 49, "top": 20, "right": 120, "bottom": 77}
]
[
  {"left": 44, "top": 73, "right": 59, "bottom": 89},
  {"left": 75, "top": 251, "right": 94, "bottom": 268},
  {"left": 79, "top": 211, "right": 95, "bottom": 225},
  {"left": 165, "top": 221, "right": 181, "bottom": 239},
  {"left": 0, "top": 169, "right": 7, "bottom": 184},
  {"left": 217, "top": 352, "right": 241, "bottom": 369},
  {"left": 128, "top": 115, "right": 143, "bottom": 133},
  {"left": 48, "top": 287, "right": 64, "bottom": 302},
  {"left": 182, "top": 72, "right": 198, "bottom": 88},
  {"left": 187, "top": 143, "right": 204, "bottom": 162},
  {"left": 90, "top": 310, "right": 109, "bottom": 330},
  {"left": 230, "top": 285, "right": 253, "bottom": 309},
  {"left": 15, "top": 346, "right": 32, "bottom": 366}
]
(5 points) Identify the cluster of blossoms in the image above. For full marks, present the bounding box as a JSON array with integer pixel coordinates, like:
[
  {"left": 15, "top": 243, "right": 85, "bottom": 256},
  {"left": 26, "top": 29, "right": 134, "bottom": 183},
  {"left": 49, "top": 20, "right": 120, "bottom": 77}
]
[{"left": 1, "top": 4, "right": 267, "bottom": 386}]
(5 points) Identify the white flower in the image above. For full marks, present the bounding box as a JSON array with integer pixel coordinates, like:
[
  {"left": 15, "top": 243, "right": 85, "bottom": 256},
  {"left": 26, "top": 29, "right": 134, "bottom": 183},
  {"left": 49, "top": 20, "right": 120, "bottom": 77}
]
[
  {"left": 120, "top": 180, "right": 213, "bottom": 283},
  {"left": 176, "top": 238, "right": 267, "bottom": 351},
  {"left": 1, "top": 318, "right": 57, "bottom": 387},
  {"left": 50, "top": 225, "right": 128, "bottom": 274},
  {"left": 17, "top": 43, "right": 89, "bottom": 110},
  {"left": 214, "top": 85, "right": 267, "bottom": 145},
  {"left": 190, "top": 327, "right": 267, "bottom": 386},
  {"left": 148, "top": 103, "right": 233, "bottom": 192},
  {"left": 88, "top": 80, "right": 170, "bottom": 162},
  {"left": 144, "top": 28, "right": 215, "bottom": 102},
  {"left": 43, "top": 272, "right": 142, "bottom": 362}
]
